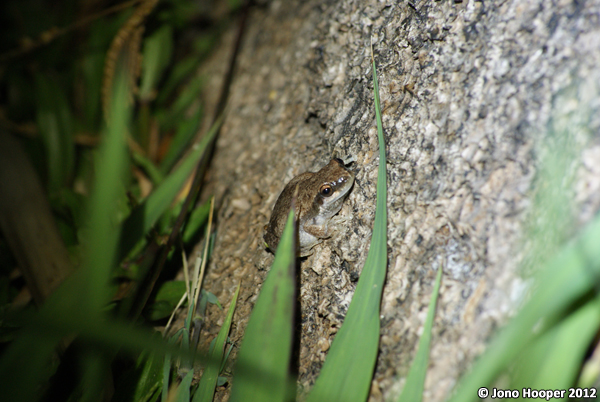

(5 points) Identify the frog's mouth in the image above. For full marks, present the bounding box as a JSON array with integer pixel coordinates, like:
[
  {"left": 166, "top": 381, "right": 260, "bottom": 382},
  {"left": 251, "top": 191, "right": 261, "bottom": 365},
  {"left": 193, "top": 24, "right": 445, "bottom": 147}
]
[{"left": 336, "top": 173, "right": 355, "bottom": 194}]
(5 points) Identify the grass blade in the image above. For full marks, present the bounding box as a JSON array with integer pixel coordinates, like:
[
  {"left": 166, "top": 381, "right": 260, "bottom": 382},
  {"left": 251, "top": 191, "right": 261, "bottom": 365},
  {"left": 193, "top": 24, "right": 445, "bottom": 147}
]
[
  {"left": 162, "top": 335, "right": 178, "bottom": 402},
  {"left": 82, "top": 64, "right": 132, "bottom": 312},
  {"left": 398, "top": 267, "right": 442, "bottom": 402},
  {"left": 229, "top": 210, "right": 297, "bottom": 402},
  {"left": 80, "top": 352, "right": 109, "bottom": 402},
  {"left": 448, "top": 212, "right": 600, "bottom": 401},
  {"left": 306, "top": 51, "right": 388, "bottom": 402},
  {"left": 139, "top": 26, "right": 173, "bottom": 101},
  {"left": 132, "top": 351, "right": 163, "bottom": 402},
  {"left": 35, "top": 72, "right": 75, "bottom": 192},
  {"left": 131, "top": 149, "right": 164, "bottom": 185},
  {"left": 0, "top": 273, "right": 193, "bottom": 402},
  {"left": 193, "top": 284, "right": 241, "bottom": 402},
  {"left": 175, "top": 370, "right": 194, "bottom": 402},
  {"left": 156, "top": 55, "right": 200, "bottom": 106},
  {"left": 117, "top": 114, "right": 223, "bottom": 261},
  {"left": 0, "top": 329, "right": 62, "bottom": 402},
  {"left": 510, "top": 295, "right": 600, "bottom": 389},
  {"left": 182, "top": 198, "right": 211, "bottom": 244},
  {"left": 159, "top": 105, "right": 203, "bottom": 175}
]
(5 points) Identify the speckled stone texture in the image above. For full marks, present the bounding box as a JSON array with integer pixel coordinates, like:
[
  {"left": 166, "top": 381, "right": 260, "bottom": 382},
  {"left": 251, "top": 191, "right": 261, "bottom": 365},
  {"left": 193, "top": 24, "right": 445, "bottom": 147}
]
[{"left": 195, "top": 1, "right": 600, "bottom": 401}]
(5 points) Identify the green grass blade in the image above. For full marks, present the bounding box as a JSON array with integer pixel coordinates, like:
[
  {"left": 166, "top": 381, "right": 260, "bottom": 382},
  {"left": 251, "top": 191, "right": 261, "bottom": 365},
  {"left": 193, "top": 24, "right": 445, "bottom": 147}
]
[
  {"left": 0, "top": 328, "right": 62, "bottom": 402},
  {"left": 0, "top": 271, "right": 192, "bottom": 402},
  {"left": 510, "top": 295, "right": 600, "bottom": 389},
  {"left": 80, "top": 352, "right": 109, "bottom": 402},
  {"left": 40, "top": 310, "right": 192, "bottom": 361},
  {"left": 398, "top": 266, "right": 442, "bottom": 402},
  {"left": 34, "top": 73, "right": 75, "bottom": 192},
  {"left": 156, "top": 55, "right": 200, "bottom": 106},
  {"left": 159, "top": 105, "right": 203, "bottom": 175},
  {"left": 229, "top": 210, "right": 297, "bottom": 402},
  {"left": 193, "top": 284, "right": 240, "bottom": 402},
  {"left": 139, "top": 26, "right": 173, "bottom": 101},
  {"left": 182, "top": 199, "right": 211, "bottom": 244},
  {"left": 175, "top": 370, "right": 194, "bottom": 402},
  {"left": 82, "top": 65, "right": 132, "bottom": 312},
  {"left": 81, "top": 51, "right": 105, "bottom": 128},
  {"left": 306, "top": 53, "right": 388, "bottom": 402},
  {"left": 131, "top": 150, "right": 164, "bottom": 185},
  {"left": 157, "top": 76, "right": 204, "bottom": 130},
  {"left": 147, "top": 281, "right": 187, "bottom": 321},
  {"left": 162, "top": 335, "right": 179, "bottom": 402},
  {"left": 132, "top": 351, "right": 163, "bottom": 402},
  {"left": 117, "top": 114, "right": 223, "bottom": 261},
  {"left": 448, "top": 212, "right": 600, "bottom": 402}
]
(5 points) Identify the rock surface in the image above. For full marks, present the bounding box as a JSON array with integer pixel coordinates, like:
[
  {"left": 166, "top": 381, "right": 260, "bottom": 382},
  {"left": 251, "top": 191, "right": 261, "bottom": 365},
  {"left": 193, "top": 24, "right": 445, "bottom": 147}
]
[{"left": 196, "top": 1, "right": 600, "bottom": 400}]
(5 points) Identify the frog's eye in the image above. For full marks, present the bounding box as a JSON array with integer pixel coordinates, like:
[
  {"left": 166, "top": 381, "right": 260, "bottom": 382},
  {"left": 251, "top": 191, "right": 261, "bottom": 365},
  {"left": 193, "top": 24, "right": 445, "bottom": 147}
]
[{"left": 319, "top": 184, "right": 333, "bottom": 197}]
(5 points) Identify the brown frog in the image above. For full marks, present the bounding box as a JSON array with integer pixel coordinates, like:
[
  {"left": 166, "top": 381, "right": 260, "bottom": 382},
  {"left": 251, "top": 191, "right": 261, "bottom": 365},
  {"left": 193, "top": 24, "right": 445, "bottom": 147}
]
[{"left": 264, "top": 158, "right": 354, "bottom": 256}]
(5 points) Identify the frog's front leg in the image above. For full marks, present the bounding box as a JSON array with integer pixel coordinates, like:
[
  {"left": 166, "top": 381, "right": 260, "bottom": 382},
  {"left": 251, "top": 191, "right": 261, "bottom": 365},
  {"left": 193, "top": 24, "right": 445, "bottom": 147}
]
[
  {"left": 303, "top": 212, "right": 350, "bottom": 238},
  {"left": 302, "top": 221, "right": 330, "bottom": 240},
  {"left": 300, "top": 213, "right": 351, "bottom": 256},
  {"left": 297, "top": 219, "right": 329, "bottom": 256}
]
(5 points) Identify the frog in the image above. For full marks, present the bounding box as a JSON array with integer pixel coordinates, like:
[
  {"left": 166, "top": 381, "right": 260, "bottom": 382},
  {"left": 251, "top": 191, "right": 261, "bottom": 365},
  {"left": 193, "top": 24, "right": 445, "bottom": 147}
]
[{"left": 264, "top": 158, "right": 354, "bottom": 256}]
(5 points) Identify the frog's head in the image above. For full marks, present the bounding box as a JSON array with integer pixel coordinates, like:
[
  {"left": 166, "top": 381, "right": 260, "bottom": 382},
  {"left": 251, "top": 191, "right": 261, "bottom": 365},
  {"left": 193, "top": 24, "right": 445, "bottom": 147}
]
[{"left": 312, "top": 158, "right": 354, "bottom": 218}]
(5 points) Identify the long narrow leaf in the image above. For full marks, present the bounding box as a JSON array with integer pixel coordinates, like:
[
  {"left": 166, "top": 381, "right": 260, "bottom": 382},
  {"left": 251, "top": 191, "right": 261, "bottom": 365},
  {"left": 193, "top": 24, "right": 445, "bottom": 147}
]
[
  {"left": 0, "top": 328, "right": 62, "bottom": 402},
  {"left": 448, "top": 212, "right": 600, "bottom": 401},
  {"left": 193, "top": 284, "right": 241, "bottom": 402},
  {"left": 139, "top": 26, "right": 173, "bottom": 101},
  {"left": 35, "top": 73, "right": 75, "bottom": 192},
  {"left": 83, "top": 65, "right": 132, "bottom": 312},
  {"left": 162, "top": 335, "right": 180, "bottom": 402},
  {"left": 157, "top": 55, "right": 200, "bottom": 106},
  {"left": 229, "top": 210, "right": 297, "bottom": 402},
  {"left": 398, "top": 267, "right": 442, "bottom": 402},
  {"left": 131, "top": 150, "right": 164, "bottom": 185},
  {"left": 175, "top": 370, "right": 194, "bottom": 402},
  {"left": 160, "top": 106, "right": 203, "bottom": 175},
  {"left": 306, "top": 52, "right": 388, "bottom": 402},
  {"left": 0, "top": 273, "right": 194, "bottom": 402},
  {"left": 132, "top": 351, "right": 163, "bottom": 402},
  {"left": 117, "top": 114, "right": 223, "bottom": 261},
  {"left": 80, "top": 352, "right": 108, "bottom": 402},
  {"left": 511, "top": 295, "right": 600, "bottom": 389}
]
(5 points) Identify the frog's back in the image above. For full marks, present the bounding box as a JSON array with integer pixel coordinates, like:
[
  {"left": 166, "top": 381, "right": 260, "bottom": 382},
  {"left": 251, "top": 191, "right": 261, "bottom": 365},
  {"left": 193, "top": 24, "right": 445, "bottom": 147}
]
[{"left": 263, "top": 172, "right": 315, "bottom": 252}]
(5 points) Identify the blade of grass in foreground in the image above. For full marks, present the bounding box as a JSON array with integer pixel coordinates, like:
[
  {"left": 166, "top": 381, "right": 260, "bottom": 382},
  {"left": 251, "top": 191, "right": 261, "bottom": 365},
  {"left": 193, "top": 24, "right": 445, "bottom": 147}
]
[
  {"left": 306, "top": 53, "right": 388, "bottom": 402},
  {"left": 0, "top": 273, "right": 194, "bottom": 402},
  {"left": 8, "top": 63, "right": 130, "bottom": 395},
  {"left": 193, "top": 284, "right": 240, "bottom": 402},
  {"left": 398, "top": 266, "right": 442, "bottom": 402},
  {"left": 81, "top": 64, "right": 132, "bottom": 313},
  {"left": 229, "top": 210, "right": 297, "bottom": 402},
  {"left": 448, "top": 212, "right": 600, "bottom": 402},
  {"left": 510, "top": 294, "right": 600, "bottom": 389},
  {"left": 0, "top": 69, "right": 195, "bottom": 402}
]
